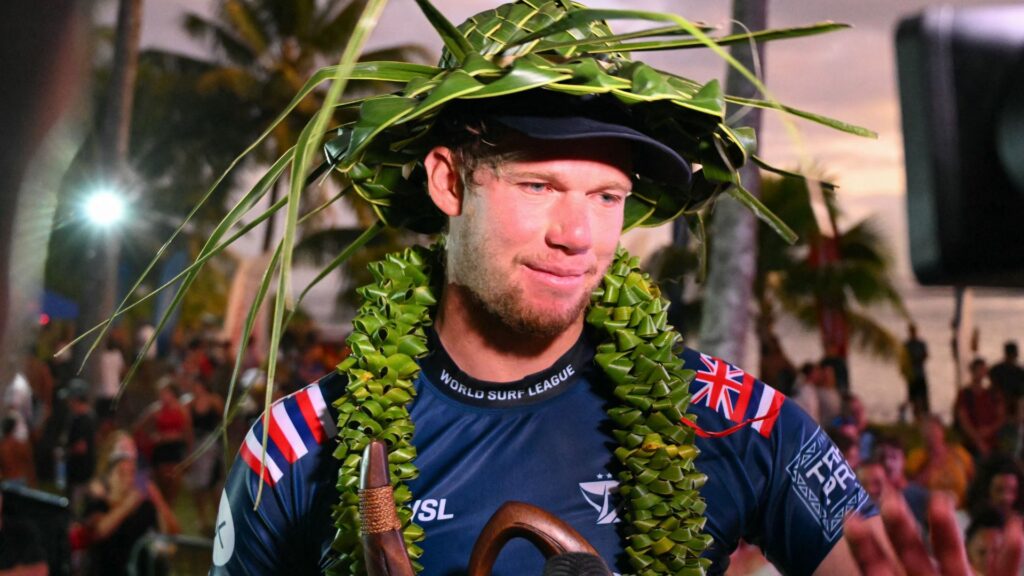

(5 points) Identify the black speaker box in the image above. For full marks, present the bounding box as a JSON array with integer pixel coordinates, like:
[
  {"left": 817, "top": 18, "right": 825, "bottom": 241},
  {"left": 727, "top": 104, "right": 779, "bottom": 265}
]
[
  {"left": 2, "top": 482, "right": 70, "bottom": 576},
  {"left": 897, "top": 5, "right": 1024, "bottom": 287}
]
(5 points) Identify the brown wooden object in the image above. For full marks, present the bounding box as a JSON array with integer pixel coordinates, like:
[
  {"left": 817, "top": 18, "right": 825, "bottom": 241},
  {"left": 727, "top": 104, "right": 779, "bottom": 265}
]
[
  {"left": 467, "top": 501, "right": 601, "bottom": 576},
  {"left": 360, "top": 439, "right": 415, "bottom": 576}
]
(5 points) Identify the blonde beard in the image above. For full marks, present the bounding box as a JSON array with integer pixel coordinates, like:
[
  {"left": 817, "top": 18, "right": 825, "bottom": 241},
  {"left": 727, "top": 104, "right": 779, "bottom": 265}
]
[{"left": 445, "top": 223, "right": 596, "bottom": 338}]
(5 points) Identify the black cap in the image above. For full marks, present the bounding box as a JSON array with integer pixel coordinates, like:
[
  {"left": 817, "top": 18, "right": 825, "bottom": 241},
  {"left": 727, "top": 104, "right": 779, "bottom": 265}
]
[{"left": 450, "top": 92, "right": 692, "bottom": 189}]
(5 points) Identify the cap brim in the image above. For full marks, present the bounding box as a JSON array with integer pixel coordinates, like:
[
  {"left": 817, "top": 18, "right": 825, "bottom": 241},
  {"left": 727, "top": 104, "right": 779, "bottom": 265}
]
[{"left": 490, "top": 114, "right": 692, "bottom": 190}]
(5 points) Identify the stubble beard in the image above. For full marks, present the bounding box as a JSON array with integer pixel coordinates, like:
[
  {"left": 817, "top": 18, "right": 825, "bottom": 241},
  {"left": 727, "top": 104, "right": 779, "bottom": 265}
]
[{"left": 447, "top": 225, "right": 597, "bottom": 339}]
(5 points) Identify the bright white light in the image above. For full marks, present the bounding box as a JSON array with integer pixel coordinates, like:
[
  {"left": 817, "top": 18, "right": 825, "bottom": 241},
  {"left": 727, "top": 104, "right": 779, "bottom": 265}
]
[{"left": 84, "top": 190, "right": 126, "bottom": 226}]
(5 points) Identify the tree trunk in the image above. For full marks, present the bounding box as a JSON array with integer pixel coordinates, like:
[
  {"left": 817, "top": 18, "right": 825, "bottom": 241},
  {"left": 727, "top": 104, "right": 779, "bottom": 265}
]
[
  {"left": 76, "top": 0, "right": 143, "bottom": 385},
  {"left": 697, "top": 0, "right": 768, "bottom": 366}
]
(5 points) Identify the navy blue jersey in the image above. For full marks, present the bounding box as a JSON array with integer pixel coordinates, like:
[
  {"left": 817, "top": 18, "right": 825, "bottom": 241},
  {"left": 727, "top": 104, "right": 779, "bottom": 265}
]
[{"left": 211, "top": 332, "right": 871, "bottom": 575}]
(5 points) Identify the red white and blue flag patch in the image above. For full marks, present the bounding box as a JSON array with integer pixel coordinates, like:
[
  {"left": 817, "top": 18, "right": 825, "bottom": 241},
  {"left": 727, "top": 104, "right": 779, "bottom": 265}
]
[
  {"left": 239, "top": 384, "right": 337, "bottom": 486},
  {"left": 690, "top": 353, "right": 783, "bottom": 438}
]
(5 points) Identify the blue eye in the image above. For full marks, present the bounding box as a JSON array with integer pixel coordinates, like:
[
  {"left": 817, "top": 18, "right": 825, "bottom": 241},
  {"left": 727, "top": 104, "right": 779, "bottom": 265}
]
[
  {"left": 595, "top": 192, "right": 626, "bottom": 206},
  {"left": 521, "top": 182, "right": 549, "bottom": 193}
]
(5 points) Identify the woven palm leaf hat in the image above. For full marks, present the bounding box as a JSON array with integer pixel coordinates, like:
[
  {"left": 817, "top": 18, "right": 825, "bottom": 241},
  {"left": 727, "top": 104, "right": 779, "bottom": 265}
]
[
  {"left": 320, "top": 0, "right": 856, "bottom": 239},
  {"left": 316, "top": 1, "right": 871, "bottom": 574}
]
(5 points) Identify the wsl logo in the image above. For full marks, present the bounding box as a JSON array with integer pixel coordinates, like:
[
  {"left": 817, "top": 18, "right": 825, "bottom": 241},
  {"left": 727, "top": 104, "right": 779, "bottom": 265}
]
[{"left": 579, "top": 473, "right": 620, "bottom": 524}]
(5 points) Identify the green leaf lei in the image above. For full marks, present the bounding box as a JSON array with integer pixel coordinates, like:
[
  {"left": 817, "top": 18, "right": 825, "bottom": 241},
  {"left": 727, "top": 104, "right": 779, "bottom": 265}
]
[{"left": 328, "top": 244, "right": 710, "bottom": 575}]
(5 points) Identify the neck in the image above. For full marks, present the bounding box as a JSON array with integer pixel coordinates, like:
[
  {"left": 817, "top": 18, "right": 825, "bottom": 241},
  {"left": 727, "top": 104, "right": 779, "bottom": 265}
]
[{"left": 434, "top": 283, "right": 584, "bottom": 382}]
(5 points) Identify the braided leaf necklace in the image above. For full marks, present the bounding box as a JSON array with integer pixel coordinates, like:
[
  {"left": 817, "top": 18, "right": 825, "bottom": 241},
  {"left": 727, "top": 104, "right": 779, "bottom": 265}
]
[{"left": 329, "top": 243, "right": 711, "bottom": 575}]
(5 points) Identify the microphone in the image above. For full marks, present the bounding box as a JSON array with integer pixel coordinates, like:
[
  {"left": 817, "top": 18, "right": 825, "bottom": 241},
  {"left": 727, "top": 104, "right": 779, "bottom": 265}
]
[{"left": 541, "top": 552, "right": 613, "bottom": 576}]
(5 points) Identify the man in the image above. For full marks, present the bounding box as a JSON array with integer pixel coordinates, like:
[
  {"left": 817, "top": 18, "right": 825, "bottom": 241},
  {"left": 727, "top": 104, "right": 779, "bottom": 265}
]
[
  {"left": 211, "top": 95, "right": 875, "bottom": 575},
  {"left": 990, "top": 341, "right": 1024, "bottom": 416},
  {"left": 902, "top": 323, "right": 929, "bottom": 415},
  {"left": 874, "top": 435, "right": 929, "bottom": 532},
  {"left": 60, "top": 378, "right": 95, "bottom": 515},
  {"left": 204, "top": 2, "right": 890, "bottom": 574},
  {"left": 956, "top": 358, "right": 1006, "bottom": 458}
]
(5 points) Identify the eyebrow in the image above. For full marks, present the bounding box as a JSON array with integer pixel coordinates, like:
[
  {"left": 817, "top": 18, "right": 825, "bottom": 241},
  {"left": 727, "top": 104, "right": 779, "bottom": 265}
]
[{"left": 502, "top": 169, "right": 633, "bottom": 193}]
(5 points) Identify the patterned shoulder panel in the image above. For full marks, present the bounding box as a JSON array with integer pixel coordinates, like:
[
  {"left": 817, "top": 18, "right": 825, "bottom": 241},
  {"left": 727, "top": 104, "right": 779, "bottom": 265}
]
[
  {"left": 238, "top": 372, "right": 345, "bottom": 486},
  {"left": 680, "top": 348, "right": 784, "bottom": 438}
]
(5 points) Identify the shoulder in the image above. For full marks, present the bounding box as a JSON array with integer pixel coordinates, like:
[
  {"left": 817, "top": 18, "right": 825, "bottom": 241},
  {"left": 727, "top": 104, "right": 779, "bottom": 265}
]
[
  {"left": 234, "top": 373, "right": 346, "bottom": 487},
  {"left": 214, "top": 372, "right": 348, "bottom": 574},
  {"left": 680, "top": 348, "right": 794, "bottom": 440},
  {"left": 680, "top": 348, "right": 871, "bottom": 573}
]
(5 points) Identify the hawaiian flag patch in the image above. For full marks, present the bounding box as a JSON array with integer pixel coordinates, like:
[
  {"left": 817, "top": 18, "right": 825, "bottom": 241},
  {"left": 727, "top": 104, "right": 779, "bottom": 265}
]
[
  {"left": 690, "top": 353, "right": 783, "bottom": 438},
  {"left": 239, "top": 383, "right": 338, "bottom": 486}
]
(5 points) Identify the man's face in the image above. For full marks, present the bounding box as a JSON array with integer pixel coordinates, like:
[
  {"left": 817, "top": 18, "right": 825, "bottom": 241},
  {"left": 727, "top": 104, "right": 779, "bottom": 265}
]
[
  {"left": 857, "top": 463, "right": 888, "bottom": 502},
  {"left": 444, "top": 136, "right": 632, "bottom": 336},
  {"left": 971, "top": 362, "right": 988, "bottom": 383},
  {"left": 990, "top": 473, "right": 1019, "bottom": 513},
  {"left": 877, "top": 445, "right": 905, "bottom": 482},
  {"left": 968, "top": 527, "right": 1003, "bottom": 575}
]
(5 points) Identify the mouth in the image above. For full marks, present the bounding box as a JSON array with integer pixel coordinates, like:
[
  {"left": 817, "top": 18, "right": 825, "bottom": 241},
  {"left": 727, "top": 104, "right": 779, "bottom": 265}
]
[{"left": 522, "top": 263, "right": 591, "bottom": 290}]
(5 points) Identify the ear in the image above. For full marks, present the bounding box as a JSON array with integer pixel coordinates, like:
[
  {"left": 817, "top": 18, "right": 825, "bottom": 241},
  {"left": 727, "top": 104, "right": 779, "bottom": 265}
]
[{"left": 425, "top": 146, "right": 463, "bottom": 217}]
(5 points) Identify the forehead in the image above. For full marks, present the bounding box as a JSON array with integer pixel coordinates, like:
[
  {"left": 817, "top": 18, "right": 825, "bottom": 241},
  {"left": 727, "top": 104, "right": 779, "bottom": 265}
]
[{"left": 497, "top": 134, "right": 634, "bottom": 177}]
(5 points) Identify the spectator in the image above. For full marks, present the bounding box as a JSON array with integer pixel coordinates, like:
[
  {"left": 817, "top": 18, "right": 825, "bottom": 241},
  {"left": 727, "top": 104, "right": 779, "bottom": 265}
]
[
  {"left": 816, "top": 359, "right": 843, "bottom": 426},
  {"left": 758, "top": 323, "right": 797, "bottom": 396},
  {"left": 134, "top": 378, "right": 192, "bottom": 506},
  {"left": 835, "top": 392, "right": 875, "bottom": 459},
  {"left": 965, "top": 506, "right": 1007, "bottom": 576},
  {"left": 791, "top": 362, "right": 820, "bottom": 423},
  {"left": 829, "top": 427, "right": 861, "bottom": 469},
  {"left": 996, "top": 396, "right": 1024, "bottom": 462},
  {"left": 184, "top": 378, "right": 224, "bottom": 535},
  {"left": 955, "top": 358, "right": 1006, "bottom": 458},
  {"left": 821, "top": 343, "right": 850, "bottom": 395},
  {"left": 95, "top": 339, "right": 125, "bottom": 426},
  {"left": 902, "top": 322, "right": 930, "bottom": 415},
  {"left": 21, "top": 345, "right": 54, "bottom": 421},
  {"left": 968, "top": 460, "right": 1024, "bottom": 520},
  {"left": 83, "top": 435, "right": 179, "bottom": 576},
  {"left": 990, "top": 341, "right": 1024, "bottom": 417},
  {"left": 906, "top": 414, "right": 975, "bottom": 507},
  {"left": 3, "top": 374, "right": 34, "bottom": 439},
  {"left": 61, "top": 378, "right": 96, "bottom": 516},
  {"left": 857, "top": 460, "right": 890, "bottom": 504},
  {"left": 874, "top": 435, "right": 930, "bottom": 531},
  {"left": 0, "top": 413, "right": 35, "bottom": 486},
  {"left": 181, "top": 337, "right": 214, "bottom": 383}
]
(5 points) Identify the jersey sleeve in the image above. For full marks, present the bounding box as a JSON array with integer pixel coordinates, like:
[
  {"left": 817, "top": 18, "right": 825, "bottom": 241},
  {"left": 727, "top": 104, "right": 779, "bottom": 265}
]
[
  {"left": 210, "top": 378, "right": 345, "bottom": 575},
  {"left": 681, "top": 348, "right": 873, "bottom": 576},
  {"left": 755, "top": 399, "right": 873, "bottom": 575}
]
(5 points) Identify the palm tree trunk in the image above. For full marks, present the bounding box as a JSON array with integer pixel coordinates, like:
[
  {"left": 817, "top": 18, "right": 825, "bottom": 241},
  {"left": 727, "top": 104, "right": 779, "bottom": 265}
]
[
  {"left": 698, "top": 0, "right": 768, "bottom": 366},
  {"left": 77, "top": 0, "right": 143, "bottom": 382}
]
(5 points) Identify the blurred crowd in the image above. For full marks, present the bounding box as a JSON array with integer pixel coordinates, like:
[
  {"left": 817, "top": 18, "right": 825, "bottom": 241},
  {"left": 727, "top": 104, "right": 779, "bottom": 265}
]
[
  {"left": 0, "top": 319, "right": 348, "bottom": 576},
  {"left": 744, "top": 322, "right": 1024, "bottom": 576}
]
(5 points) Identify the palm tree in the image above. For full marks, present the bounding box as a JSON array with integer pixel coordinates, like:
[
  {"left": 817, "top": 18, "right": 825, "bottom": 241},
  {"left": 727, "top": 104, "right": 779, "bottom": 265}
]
[
  {"left": 178, "top": 0, "right": 431, "bottom": 249},
  {"left": 755, "top": 172, "right": 907, "bottom": 364}
]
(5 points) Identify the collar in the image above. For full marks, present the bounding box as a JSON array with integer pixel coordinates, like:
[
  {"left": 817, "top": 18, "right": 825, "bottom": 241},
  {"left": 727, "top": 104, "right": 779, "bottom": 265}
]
[{"left": 419, "top": 329, "right": 595, "bottom": 408}]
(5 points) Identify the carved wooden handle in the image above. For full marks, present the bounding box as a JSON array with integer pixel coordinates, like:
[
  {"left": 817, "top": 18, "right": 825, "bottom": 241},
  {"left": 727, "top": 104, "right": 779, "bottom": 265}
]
[
  {"left": 467, "top": 501, "right": 604, "bottom": 576},
  {"left": 360, "top": 439, "right": 415, "bottom": 576}
]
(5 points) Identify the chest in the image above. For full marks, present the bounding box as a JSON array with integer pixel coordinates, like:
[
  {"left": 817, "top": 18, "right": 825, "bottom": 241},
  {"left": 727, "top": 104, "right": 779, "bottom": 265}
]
[{"left": 405, "top": 384, "right": 624, "bottom": 574}]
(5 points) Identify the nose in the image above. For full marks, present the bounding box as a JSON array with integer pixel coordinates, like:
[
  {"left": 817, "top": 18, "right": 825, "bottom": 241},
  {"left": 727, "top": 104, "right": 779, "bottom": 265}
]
[{"left": 546, "top": 194, "right": 592, "bottom": 253}]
